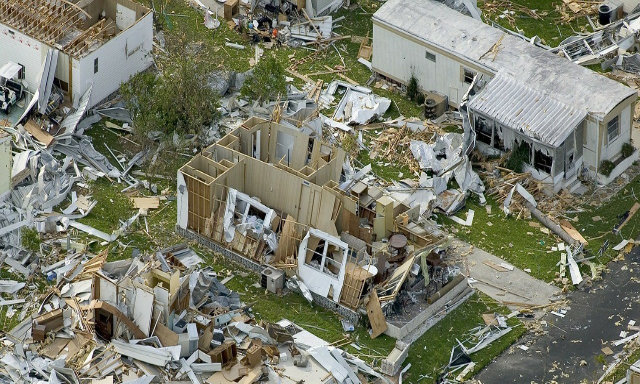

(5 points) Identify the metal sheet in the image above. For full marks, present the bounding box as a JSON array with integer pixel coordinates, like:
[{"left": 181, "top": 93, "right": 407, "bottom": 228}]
[{"left": 468, "top": 72, "right": 587, "bottom": 147}]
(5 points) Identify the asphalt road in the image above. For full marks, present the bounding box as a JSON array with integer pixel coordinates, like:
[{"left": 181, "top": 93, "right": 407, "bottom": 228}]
[{"left": 475, "top": 249, "right": 640, "bottom": 384}]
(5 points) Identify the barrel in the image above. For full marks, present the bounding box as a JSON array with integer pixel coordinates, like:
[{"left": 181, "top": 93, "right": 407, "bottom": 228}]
[{"left": 599, "top": 4, "right": 612, "bottom": 25}]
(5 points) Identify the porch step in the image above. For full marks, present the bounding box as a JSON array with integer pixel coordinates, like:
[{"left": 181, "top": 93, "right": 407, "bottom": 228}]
[{"left": 564, "top": 176, "right": 586, "bottom": 195}]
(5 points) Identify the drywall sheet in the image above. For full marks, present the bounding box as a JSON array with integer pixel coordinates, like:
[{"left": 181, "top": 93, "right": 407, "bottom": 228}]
[{"left": 133, "top": 286, "right": 154, "bottom": 336}]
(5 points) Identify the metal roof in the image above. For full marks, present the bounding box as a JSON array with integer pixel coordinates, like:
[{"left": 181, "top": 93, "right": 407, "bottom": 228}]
[
  {"left": 467, "top": 72, "right": 587, "bottom": 147},
  {"left": 372, "top": 0, "right": 637, "bottom": 119}
]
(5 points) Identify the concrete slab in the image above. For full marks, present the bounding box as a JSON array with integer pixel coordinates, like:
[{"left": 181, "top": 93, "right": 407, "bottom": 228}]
[{"left": 453, "top": 240, "right": 561, "bottom": 306}]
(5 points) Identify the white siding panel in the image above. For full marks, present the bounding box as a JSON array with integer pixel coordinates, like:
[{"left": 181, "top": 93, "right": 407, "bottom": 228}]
[
  {"left": 372, "top": 23, "right": 484, "bottom": 106},
  {"left": 582, "top": 119, "right": 598, "bottom": 170},
  {"left": 0, "top": 136, "right": 11, "bottom": 198},
  {"left": 602, "top": 103, "right": 632, "bottom": 162},
  {"left": 116, "top": 3, "right": 137, "bottom": 30},
  {"left": 73, "top": 12, "right": 153, "bottom": 108},
  {"left": 0, "top": 23, "right": 48, "bottom": 91}
]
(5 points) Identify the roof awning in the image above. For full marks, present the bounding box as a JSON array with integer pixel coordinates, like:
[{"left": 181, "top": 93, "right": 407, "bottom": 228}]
[
  {"left": 0, "top": 62, "right": 22, "bottom": 80},
  {"left": 467, "top": 72, "right": 587, "bottom": 148}
]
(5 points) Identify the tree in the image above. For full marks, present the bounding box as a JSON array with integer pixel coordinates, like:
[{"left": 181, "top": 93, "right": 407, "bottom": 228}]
[
  {"left": 121, "top": 55, "right": 220, "bottom": 144},
  {"left": 241, "top": 56, "right": 287, "bottom": 103}
]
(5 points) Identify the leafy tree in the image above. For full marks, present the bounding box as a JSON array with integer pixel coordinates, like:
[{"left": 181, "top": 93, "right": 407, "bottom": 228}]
[
  {"left": 241, "top": 56, "right": 287, "bottom": 103},
  {"left": 121, "top": 55, "right": 220, "bottom": 144}
]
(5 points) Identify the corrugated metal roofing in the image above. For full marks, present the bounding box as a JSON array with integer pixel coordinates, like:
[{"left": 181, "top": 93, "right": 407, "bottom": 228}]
[
  {"left": 467, "top": 72, "right": 587, "bottom": 147},
  {"left": 372, "top": 0, "right": 637, "bottom": 119}
]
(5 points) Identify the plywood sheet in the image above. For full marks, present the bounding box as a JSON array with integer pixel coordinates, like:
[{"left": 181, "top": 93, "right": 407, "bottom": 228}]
[
  {"left": 133, "top": 197, "right": 160, "bottom": 209},
  {"left": 559, "top": 220, "right": 587, "bottom": 245},
  {"left": 366, "top": 290, "right": 387, "bottom": 339}
]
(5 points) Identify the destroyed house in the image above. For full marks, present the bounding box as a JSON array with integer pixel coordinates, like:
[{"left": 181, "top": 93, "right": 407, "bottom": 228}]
[
  {"left": 0, "top": 0, "right": 153, "bottom": 108},
  {"left": 372, "top": 0, "right": 638, "bottom": 189},
  {"left": 177, "top": 117, "right": 440, "bottom": 321}
]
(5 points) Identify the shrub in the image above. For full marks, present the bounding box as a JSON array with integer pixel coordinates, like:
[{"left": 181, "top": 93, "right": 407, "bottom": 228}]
[
  {"left": 21, "top": 227, "right": 41, "bottom": 253},
  {"left": 415, "top": 92, "right": 426, "bottom": 105},
  {"left": 622, "top": 142, "right": 635, "bottom": 158},
  {"left": 505, "top": 143, "right": 530, "bottom": 173},
  {"left": 600, "top": 160, "right": 615, "bottom": 176},
  {"left": 121, "top": 55, "right": 220, "bottom": 143},
  {"left": 406, "top": 75, "right": 419, "bottom": 101},
  {"left": 241, "top": 56, "right": 287, "bottom": 103}
]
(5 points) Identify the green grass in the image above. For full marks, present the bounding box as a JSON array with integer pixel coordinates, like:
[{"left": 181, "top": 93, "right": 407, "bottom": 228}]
[
  {"left": 76, "top": 179, "right": 134, "bottom": 233},
  {"left": 607, "top": 347, "right": 640, "bottom": 382},
  {"left": 194, "top": 250, "right": 397, "bottom": 364},
  {"left": 441, "top": 174, "right": 640, "bottom": 284},
  {"left": 478, "top": 0, "right": 593, "bottom": 46},
  {"left": 575, "top": 175, "right": 640, "bottom": 263},
  {"left": 443, "top": 195, "right": 561, "bottom": 282},
  {"left": 404, "top": 292, "right": 525, "bottom": 383}
]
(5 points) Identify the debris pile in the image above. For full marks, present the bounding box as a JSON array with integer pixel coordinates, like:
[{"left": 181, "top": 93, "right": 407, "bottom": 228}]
[{"left": 0, "top": 245, "right": 390, "bottom": 383}]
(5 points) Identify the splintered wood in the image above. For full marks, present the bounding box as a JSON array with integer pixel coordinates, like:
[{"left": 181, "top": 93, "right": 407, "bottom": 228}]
[
  {"left": 368, "top": 123, "right": 443, "bottom": 176},
  {"left": 481, "top": 161, "right": 576, "bottom": 220},
  {"left": 481, "top": 0, "right": 545, "bottom": 28},
  {"left": 557, "top": 0, "right": 597, "bottom": 23}
]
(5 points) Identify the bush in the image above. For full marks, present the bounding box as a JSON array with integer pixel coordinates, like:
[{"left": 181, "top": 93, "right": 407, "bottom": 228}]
[
  {"left": 121, "top": 55, "right": 220, "bottom": 143},
  {"left": 415, "top": 92, "right": 426, "bottom": 105},
  {"left": 600, "top": 160, "right": 615, "bottom": 176},
  {"left": 241, "top": 56, "right": 286, "bottom": 103},
  {"left": 21, "top": 227, "right": 41, "bottom": 253},
  {"left": 505, "top": 143, "right": 530, "bottom": 173},
  {"left": 406, "top": 75, "right": 419, "bottom": 101},
  {"left": 622, "top": 142, "right": 635, "bottom": 158}
]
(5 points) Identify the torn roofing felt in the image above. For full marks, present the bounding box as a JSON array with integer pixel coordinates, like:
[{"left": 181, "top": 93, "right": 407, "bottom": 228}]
[{"left": 467, "top": 72, "right": 587, "bottom": 148}]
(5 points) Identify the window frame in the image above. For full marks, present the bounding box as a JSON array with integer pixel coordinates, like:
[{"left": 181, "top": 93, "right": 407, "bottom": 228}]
[
  {"left": 463, "top": 68, "right": 475, "bottom": 84},
  {"left": 607, "top": 116, "right": 620, "bottom": 144}
]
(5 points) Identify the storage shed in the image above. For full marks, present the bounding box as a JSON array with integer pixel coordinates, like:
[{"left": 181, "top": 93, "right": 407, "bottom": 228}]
[{"left": 372, "top": 0, "right": 638, "bottom": 188}]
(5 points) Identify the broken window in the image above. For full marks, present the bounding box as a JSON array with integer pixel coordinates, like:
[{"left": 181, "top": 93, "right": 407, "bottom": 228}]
[
  {"left": 463, "top": 68, "right": 475, "bottom": 84},
  {"left": 425, "top": 50, "right": 436, "bottom": 62},
  {"left": 607, "top": 116, "right": 620, "bottom": 143},
  {"left": 323, "top": 244, "right": 343, "bottom": 277},
  {"left": 303, "top": 233, "right": 347, "bottom": 279},
  {"left": 474, "top": 116, "right": 492, "bottom": 145},
  {"left": 305, "top": 238, "right": 326, "bottom": 270},
  {"left": 534, "top": 148, "right": 553, "bottom": 174}
]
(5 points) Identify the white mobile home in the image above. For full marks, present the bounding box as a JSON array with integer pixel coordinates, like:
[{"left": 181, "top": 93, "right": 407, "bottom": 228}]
[
  {"left": 372, "top": 0, "right": 637, "bottom": 188},
  {"left": 0, "top": 0, "right": 153, "bottom": 109}
]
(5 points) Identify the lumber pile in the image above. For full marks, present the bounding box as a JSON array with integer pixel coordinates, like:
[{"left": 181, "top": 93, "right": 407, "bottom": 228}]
[{"left": 368, "top": 123, "right": 443, "bottom": 176}]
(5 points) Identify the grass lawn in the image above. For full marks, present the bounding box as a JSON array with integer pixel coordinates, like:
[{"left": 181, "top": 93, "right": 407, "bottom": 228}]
[
  {"left": 478, "top": 0, "right": 593, "bottom": 46},
  {"left": 441, "top": 172, "right": 640, "bottom": 285},
  {"left": 575, "top": 176, "right": 640, "bottom": 263},
  {"left": 404, "top": 292, "right": 526, "bottom": 383},
  {"left": 442, "top": 195, "right": 562, "bottom": 282}
]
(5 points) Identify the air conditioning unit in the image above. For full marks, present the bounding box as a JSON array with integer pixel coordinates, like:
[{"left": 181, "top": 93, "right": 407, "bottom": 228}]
[{"left": 261, "top": 266, "right": 284, "bottom": 294}]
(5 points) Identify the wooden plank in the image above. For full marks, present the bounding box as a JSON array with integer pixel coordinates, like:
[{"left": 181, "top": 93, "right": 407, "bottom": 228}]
[
  {"left": 559, "top": 219, "right": 588, "bottom": 245},
  {"left": 366, "top": 290, "right": 387, "bottom": 339},
  {"left": 618, "top": 202, "right": 640, "bottom": 232},
  {"left": 483, "top": 261, "right": 509, "bottom": 272},
  {"left": 132, "top": 197, "right": 160, "bottom": 209},
  {"left": 24, "top": 119, "right": 54, "bottom": 147}
]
